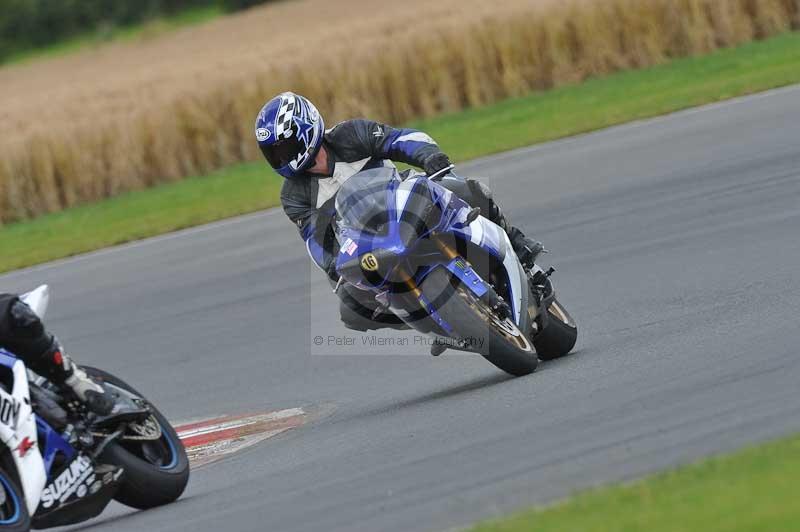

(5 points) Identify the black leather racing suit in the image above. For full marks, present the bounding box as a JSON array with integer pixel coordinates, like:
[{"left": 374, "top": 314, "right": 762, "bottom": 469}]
[
  {"left": 279, "top": 119, "right": 532, "bottom": 331},
  {"left": 0, "top": 293, "right": 66, "bottom": 380}
]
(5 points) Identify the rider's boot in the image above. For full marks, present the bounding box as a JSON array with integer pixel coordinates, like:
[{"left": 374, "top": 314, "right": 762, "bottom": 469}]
[
  {"left": 506, "top": 226, "right": 545, "bottom": 270},
  {"left": 37, "top": 340, "right": 116, "bottom": 416}
]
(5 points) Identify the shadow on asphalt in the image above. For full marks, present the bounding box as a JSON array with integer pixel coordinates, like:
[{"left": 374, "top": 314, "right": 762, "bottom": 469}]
[
  {"left": 537, "top": 348, "right": 588, "bottom": 371},
  {"left": 352, "top": 372, "right": 516, "bottom": 421},
  {"left": 67, "top": 494, "right": 204, "bottom": 531},
  {"left": 339, "top": 348, "right": 591, "bottom": 424}
]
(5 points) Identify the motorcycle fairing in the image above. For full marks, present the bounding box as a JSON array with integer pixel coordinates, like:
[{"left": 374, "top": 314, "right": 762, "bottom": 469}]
[
  {"left": 0, "top": 349, "right": 48, "bottom": 514},
  {"left": 336, "top": 168, "right": 529, "bottom": 332},
  {"left": 36, "top": 417, "right": 76, "bottom": 477},
  {"left": 451, "top": 213, "right": 529, "bottom": 325},
  {"left": 409, "top": 176, "right": 531, "bottom": 329},
  {"left": 33, "top": 455, "right": 122, "bottom": 529},
  {"left": 0, "top": 348, "right": 122, "bottom": 528}
]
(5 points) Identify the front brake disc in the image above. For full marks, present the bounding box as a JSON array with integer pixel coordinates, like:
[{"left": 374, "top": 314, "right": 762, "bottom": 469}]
[{"left": 121, "top": 416, "right": 162, "bottom": 441}]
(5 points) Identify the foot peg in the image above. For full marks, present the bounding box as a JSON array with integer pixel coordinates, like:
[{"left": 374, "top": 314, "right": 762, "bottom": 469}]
[
  {"left": 430, "top": 341, "right": 448, "bottom": 357},
  {"left": 517, "top": 241, "right": 546, "bottom": 270}
]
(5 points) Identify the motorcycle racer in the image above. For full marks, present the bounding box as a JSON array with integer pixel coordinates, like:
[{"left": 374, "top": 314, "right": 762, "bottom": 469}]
[
  {"left": 255, "top": 92, "right": 543, "bottom": 331},
  {"left": 0, "top": 293, "right": 115, "bottom": 415}
]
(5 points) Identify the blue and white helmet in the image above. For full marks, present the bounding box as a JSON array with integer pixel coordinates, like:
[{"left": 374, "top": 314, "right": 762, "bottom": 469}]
[{"left": 255, "top": 92, "right": 325, "bottom": 179}]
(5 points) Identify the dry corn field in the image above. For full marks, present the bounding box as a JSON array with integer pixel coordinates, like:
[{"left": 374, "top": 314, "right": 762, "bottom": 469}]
[{"left": 1, "top": 0, "right": 798, "bottom": 224}]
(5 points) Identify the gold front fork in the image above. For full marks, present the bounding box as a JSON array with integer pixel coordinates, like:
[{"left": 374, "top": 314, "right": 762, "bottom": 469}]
[{"left": 434, "top": 236, "right": 459, "bottom": 261}]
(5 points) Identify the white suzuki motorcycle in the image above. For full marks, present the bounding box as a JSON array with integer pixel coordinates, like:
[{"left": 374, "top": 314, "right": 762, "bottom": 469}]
[{"left": 0, "top": 286, "right": 189, "bottom": 531}]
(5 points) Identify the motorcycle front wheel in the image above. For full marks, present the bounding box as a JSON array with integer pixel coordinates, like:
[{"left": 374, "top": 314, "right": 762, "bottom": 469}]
[
  {"left": 420, "top": 268, "right": 539, "bottom": 376},
  {"left": 0, "top": 463, "right": 31, "bottom": 532},
  {"left": 83, "top": 367, "right": 190, "bottom": 510}
]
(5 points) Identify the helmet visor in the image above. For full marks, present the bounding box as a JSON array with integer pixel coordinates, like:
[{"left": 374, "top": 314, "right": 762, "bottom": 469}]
[{"left": 260, "top": 135, "right": 303, "bottom": 171}]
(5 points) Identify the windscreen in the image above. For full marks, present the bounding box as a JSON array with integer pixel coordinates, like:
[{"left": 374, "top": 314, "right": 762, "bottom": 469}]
[{"left": 336, "top": 169, "right": 396, "bottom": 238}]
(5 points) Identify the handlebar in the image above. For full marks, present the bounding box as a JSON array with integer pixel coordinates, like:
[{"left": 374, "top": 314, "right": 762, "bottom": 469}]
[{"left": 426, "top": 164, "right": 456, "bottom": 181}]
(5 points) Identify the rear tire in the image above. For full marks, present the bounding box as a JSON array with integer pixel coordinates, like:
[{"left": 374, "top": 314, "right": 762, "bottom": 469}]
[
  {"left": 83, "top": 367, "right": 190, "bottom": 510},
  {"left": 533, "top": 298, "right": 578, "bottom": 360},
  {"left": 0, "top": 463, "right": 31, "bottom": 532},
  {"left": 420, "top": 268, "right": 539, "bottom": 376}
]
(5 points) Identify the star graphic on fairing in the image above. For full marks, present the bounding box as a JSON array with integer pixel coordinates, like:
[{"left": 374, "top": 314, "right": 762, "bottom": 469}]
[
  {"left": 16, "top": 436, "right": 35, "bottom": 457},
  {"left": 293, "top": 115, "right": 314, "bottom": 147}
]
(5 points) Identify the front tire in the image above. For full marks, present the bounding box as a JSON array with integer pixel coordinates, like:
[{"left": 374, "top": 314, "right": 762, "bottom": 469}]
[
  {"left": 533, "top": 298, "right": 578, "bottom": 360},
  {"left": 420, "top": 268, "right": 539, "bottom": 376},
  {"left": 0, "top": 464, "right": 31, "bottom": 532},
  {"left": 83, "top": 367, "right": 190, "bottom": 510}
]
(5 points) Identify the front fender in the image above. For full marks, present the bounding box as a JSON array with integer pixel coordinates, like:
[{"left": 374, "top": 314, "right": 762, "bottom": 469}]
[{"left": 443, "top": 257, "right": 489, "bottom": 298}]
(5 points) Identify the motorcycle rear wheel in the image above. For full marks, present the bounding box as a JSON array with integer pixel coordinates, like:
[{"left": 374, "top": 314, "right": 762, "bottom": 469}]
[
  {"left": 421, "top": 268, "right": 539, "bottom": 376},
  {"left": 533, "top": 298, "right": 578, "bottom": 360}
]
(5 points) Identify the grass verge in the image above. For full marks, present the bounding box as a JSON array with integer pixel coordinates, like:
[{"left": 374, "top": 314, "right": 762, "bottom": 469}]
[
  {"left": 0, "top": 164, "right": 281, "bottom": 271},
  {"left": 3, "top": 5, "right": 223, "bottom": 66},
  {"left": 2, "top": 31, "right": 800, "bottom": 273},
  {"left": 470, "top": 432, "right": 800, "bottom": 532}
]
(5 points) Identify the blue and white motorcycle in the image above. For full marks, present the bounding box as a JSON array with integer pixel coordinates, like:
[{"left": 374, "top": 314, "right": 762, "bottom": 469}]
[
  {"left": 0, "top": 286, "right": 189, "bottom": 531},
  {"left": 335, "top": 166, "right": 578, "bottom": 376}
]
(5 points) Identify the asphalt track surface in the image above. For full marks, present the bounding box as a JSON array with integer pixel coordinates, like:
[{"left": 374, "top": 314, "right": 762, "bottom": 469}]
[{"left": 3, "top": 85, "right": 800, "bottom": 532}]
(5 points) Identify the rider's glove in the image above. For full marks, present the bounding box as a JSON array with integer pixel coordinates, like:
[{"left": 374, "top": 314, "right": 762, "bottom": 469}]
[{"left": 423, "top": 152, "right": 452, "bottom": 178}]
